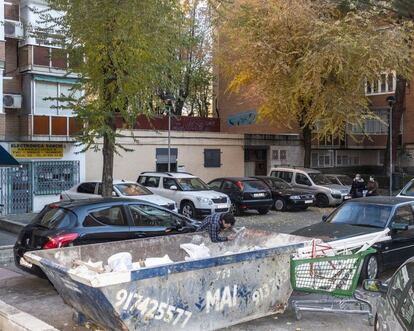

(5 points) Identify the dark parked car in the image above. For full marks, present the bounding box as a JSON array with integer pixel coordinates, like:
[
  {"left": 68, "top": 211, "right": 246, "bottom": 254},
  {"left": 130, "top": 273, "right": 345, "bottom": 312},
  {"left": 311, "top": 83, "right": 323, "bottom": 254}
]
[
  {"left": 364, "top": 258, "right": 414, "bottom": 331},
  {"left": 251, "top": 176, "right": 315, "bottom": 211},
  {"left": 292, "top": 196, "right": 414, "bottom": 280},
  {"left": 14, "top": 198, "right": 199, "bottom": 277},
  {"left": 208, "top": 177, "right": 273, "bottom": 216}
]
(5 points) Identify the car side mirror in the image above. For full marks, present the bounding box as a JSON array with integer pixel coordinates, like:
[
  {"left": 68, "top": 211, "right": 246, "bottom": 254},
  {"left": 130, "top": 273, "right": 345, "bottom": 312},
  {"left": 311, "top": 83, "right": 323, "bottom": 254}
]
[
  {"left": 112, "top": 191, "right": 117, "bottom": 197},
  {"left": 170, "top": 185, "right": 178, "bottom": 191},
  {"left": 363, "top": 279, "right": 388, "bottom": 294},
  {"left": 391, "top": 223, "right": 409, "bottom": 232},
  {"left": 322, "top": 215, "right": 328, "bottom": 222}
]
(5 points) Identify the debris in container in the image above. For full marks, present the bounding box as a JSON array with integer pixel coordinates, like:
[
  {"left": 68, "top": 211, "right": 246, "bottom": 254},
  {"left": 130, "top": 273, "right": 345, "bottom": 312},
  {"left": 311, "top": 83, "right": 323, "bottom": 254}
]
[
  {"left": 144, "top": 255, "right": 173, "bottom": 267},
  {"left": 107, "top": 252, "right": 133, "bottom": 272},
  {"left": 180, "top": 243, "right": 211, "bottom": 260},
  {"left": 72, "top": 259, "right": 104, "bottom": 273}
]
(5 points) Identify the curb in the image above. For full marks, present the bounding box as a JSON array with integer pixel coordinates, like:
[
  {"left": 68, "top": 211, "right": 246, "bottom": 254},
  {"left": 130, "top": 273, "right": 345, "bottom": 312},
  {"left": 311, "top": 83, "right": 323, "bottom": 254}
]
[
  {"left": 0, "top": 245, "right": 14, "bottom": 264},
  {"left": 0, "top": 218, "right": 24, "bottom": 234},
  {"left": 0, "top": 299, "right": 58, "bottom": 331}
]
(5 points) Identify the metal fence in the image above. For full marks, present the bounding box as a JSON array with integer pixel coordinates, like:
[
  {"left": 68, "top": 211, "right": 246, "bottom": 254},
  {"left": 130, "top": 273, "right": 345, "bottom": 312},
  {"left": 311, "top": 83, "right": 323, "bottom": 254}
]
[
  {"left": 0, "top": 163, "right": 32, "bottom": 215},
  {"left": 33, "top": 161, "right": 80, "bottom": 195},
  {"left": 0, "top": 160, "right": 80, "bottom": 215}
]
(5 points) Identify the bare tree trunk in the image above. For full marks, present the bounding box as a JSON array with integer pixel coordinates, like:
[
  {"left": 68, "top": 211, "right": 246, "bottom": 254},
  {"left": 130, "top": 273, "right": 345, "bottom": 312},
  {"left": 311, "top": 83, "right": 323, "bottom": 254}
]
[
  {"left": 384, "top": 75, "right": 406, "bottom": 174},
  {"left": 102, "top": 126, "right": 115, "bottom": 197},
  {"left": 303, "top": 124, "right": 312, "bottom": 168}
]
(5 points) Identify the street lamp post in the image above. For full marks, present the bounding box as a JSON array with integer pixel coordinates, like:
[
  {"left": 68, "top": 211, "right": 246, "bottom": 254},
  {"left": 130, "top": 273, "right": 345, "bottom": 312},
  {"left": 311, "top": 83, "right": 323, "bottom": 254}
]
[
  {"left": 162, "top": 93, "right": 176, "bottom": 172},
  {"left": 386, "top": 96, "right": 396, "bottom": 196}
]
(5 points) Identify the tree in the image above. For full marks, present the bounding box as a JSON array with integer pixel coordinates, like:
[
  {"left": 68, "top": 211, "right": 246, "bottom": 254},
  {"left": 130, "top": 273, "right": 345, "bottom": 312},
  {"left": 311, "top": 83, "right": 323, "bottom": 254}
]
[
  {"left": 35, "top": 0, "right": 181, "bottom": 196},
  {"left": 174, "top": 0, "right": 214, "bottom": 117},
  {"left": 219, "top": 0, "right": 414, "bottom": 167}
]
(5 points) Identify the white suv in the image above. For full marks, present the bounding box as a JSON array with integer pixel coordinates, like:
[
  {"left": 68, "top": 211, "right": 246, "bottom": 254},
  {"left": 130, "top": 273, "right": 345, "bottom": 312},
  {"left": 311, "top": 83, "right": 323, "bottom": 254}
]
[
  {"left": 61, "top": 180, "right": 177, "bottom": 212},
  {"left": 137, "top": 172, "right": 231, "bottom": 219}
]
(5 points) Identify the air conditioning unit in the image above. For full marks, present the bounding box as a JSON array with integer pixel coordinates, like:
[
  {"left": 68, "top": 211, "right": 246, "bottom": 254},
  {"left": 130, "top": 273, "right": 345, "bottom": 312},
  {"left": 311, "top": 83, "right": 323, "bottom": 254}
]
[
  {"left": 3, "top": 94, "right": 22, "bottom": 109},
  {"left": 4, "top": 20, "right": 24, "bottom": 39}
]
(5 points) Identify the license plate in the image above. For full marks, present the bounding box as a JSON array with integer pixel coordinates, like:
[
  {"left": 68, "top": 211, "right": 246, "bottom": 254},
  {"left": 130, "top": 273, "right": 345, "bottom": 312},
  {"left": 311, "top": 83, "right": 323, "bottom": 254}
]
[
  {"left": 19, "top": 258, "right": 32, "bottom": 269},
  {"left": 305, "top": 200, "right": 313, "bottom": 204},
  {"left": 253, "top": 193, "right": 265, "bottom": 198},
  {"left": 216, "top": 204, "right": 228, "bottom": 209},
  {"left": 344, "top": 195, "right": 351, "bottom": 200}
]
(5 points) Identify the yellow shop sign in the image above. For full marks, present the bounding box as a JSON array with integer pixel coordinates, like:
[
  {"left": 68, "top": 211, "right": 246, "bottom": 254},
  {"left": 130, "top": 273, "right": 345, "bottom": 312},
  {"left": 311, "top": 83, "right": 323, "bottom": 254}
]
[{"left": 10, "top": 143, "right": 64, "bottom": 158}]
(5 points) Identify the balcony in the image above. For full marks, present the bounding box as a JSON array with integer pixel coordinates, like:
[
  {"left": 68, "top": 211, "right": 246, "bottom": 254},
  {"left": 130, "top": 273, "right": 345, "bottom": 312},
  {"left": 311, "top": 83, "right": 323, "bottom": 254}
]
[{"left": 115, "top": 114, "right": 220, "bottom": 132}]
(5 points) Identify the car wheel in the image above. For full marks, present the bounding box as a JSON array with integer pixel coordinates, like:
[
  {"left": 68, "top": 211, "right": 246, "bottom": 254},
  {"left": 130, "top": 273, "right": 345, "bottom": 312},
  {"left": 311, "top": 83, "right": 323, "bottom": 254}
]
[
  {"left": 274, "top": 198, "right": 286, "bottom": 211},
  {"left": 257, "top": 208, "right": 270, "bottom": 215},
  {"left": 316, "top": 194, "right": 330, "bottom": 208},
  {"left": 360, "top": 254, "right": 381, "bottom": 281},
  {"left": 230, "top": 202, "right": 241, "bottom": 216},
  {"left": 181, "top": 201, "right": 196, "bottom": 219}
]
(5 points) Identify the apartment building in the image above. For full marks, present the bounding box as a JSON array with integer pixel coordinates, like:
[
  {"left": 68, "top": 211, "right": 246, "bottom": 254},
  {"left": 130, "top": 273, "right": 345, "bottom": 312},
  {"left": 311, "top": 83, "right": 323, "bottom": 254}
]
[
  {"left": 0, "top": 0, "right": 85, "bottom": 213},
  {"left": 217, "top": 63, "right": 414, "bottom": 175}
]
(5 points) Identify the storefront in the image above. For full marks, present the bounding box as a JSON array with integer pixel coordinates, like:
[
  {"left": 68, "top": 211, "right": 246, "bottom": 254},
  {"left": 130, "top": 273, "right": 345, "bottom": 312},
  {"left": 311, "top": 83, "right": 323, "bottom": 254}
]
[{"left": 0, "top": 142, "right": 84, "bottom": 213}]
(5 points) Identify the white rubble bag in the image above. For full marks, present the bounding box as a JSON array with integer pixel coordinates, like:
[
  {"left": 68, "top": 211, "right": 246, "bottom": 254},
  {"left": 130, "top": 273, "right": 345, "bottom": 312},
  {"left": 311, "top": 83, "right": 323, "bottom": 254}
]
[
  {"left": 107, "top": 252, "right": 133, "bottom": 272},
  {"left": 180, "top": 243, "right": 211, "bottom": 261}
]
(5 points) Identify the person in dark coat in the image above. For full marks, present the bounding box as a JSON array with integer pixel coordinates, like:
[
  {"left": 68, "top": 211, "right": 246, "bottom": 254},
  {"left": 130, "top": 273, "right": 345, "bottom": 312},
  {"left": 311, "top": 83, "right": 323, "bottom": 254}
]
[
  {"left": 350, "top": 174, "right": 366, "bottom": 198},
  {"left": 366, "top": 176, "right": 379, "bottom": 196}
]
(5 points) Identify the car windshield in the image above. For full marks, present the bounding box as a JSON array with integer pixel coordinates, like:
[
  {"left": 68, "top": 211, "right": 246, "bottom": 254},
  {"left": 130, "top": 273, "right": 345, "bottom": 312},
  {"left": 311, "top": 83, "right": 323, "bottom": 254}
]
[
  {"left": 309, "top": 173, "right": 332, "bottom": 185},
  {"left": 271, "top": 178, "right": 291, "bottom": 189},
  {"left": 177, "top": 177, "right": 210, "bottom": 191},
  {"left": 115, "top": 183, "right": 152, "bottom": 196},
  {"left": 36, "top": 207, "right": 74, "bottom": 229},
  {"left": 243, "top": 180, "right": 269, "bottom": 190},
  {"left": 337, "top": 176, "right": 353, "bottom": 186},
  {"left": 326, "top": 203, "right": 392, "bottom": 228},
  {"left": 400, "top": 180, "right": 414, "bottom": 197}
]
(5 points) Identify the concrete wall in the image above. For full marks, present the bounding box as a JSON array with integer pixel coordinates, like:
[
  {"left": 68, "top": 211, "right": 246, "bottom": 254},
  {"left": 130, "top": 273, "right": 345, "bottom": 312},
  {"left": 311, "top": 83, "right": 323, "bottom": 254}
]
[{"left": 85, "top": 130, "right": 245, "bottom": 183}]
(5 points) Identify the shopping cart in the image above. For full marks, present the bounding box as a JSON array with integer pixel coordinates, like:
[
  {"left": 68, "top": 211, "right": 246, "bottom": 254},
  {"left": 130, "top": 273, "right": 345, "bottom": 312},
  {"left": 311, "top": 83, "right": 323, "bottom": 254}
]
[{"left": 290, "top": 248, "right": 375, "bottom": 326}]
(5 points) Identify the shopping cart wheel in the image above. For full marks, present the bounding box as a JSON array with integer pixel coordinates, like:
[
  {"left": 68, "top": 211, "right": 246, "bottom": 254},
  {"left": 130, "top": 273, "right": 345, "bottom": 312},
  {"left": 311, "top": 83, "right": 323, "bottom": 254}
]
[{"left": 368, "top": 315, "right": 375, "bottom": 326}]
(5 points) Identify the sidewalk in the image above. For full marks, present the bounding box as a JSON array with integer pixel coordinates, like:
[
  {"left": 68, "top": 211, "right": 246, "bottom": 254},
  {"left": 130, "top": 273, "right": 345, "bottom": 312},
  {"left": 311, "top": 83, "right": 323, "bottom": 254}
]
[{"left": 0, "top": 213, "right": 36, "bottom": 234}]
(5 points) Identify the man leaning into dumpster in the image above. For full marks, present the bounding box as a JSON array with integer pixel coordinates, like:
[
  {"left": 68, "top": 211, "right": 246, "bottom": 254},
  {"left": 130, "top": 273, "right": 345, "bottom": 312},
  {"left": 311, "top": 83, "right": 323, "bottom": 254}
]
[{"left": 198, "top": 212, "right": 236, "bottom": 243}]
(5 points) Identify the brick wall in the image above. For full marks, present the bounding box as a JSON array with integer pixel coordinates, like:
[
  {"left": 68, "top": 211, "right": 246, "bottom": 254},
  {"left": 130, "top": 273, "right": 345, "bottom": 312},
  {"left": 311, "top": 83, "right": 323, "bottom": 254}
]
[
  {"left": 403, "top": 76, "right": 414, "bottom": 145},
  {"left": 4, "top": 39, "right": 21, "bottom": 93}
]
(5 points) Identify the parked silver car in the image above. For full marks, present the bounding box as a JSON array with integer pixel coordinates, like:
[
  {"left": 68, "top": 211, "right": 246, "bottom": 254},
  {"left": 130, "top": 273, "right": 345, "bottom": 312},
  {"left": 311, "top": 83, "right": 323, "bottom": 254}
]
[
  {"left": 364, "top": 257, "right": 414, "bottom": 331},
  {"left": 268, "top": 167, "right": 351, "bottom": 207}
]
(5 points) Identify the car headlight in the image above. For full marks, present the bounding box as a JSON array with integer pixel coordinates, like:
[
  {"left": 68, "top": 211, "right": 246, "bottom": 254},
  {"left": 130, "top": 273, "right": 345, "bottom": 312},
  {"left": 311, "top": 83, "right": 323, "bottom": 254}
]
[
  {"left": 289, "top": 195, "right": 301, "bottom": 200},
  {"left": 329, "top": 189, "right": 341, "bottom": 195},
  {"left": 196, "top": 197, "right": 213, "bottom": 205}
]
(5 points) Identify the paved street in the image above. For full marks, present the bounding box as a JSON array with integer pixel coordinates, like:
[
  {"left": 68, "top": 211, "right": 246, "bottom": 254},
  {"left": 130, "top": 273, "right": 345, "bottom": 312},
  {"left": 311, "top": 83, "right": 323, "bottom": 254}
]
[
  {"left": 0, "top": 229, "right": 17, "bottom": 245},
  {"left": 0, "top": 207, "right": 386, "bottom": 331}
]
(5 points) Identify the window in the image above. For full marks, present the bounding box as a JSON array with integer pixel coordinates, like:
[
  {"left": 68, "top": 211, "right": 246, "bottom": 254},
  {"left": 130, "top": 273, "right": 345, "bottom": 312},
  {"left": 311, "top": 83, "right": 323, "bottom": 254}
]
[
  {"left": 156, "top": 148, "right": 177, "bottom": 172},
  {"left": 128, "top": 204, "right": 181, "bottom": 227},
  {"left": 393, "top": 205, "right": 414, "bottom": 226},
  {"left": 90, "top": 206, "right": 126, "bottom": 226},
  {"left": 163, "top": 178, "right": 178, "bottom": 190},
  {"left": 399, "top": 283, "right": 414, "bottom": 330},
  {"left": 144, "top": 176, "right": 160, "bottom": 188},
  {"left": 35, "top": 81, "right": 78, "bottom": 116},
  {"left": 208, "top": 180, "right": 222, "bottom": 190},
  {"left": 77, "top": 182, "right": 97, "bottom": 194},
  {"left": 280, "top": 150, "right": 287, "bottom": 161},
  {"left": 389, "top": 265, "right": 411, "bottom": 310},
  {"left": 296, "top": 173, "right": 311, "bottom": 186},
  {"left": 33, "top": 161, "right": 80, "bottom": 195},
  {"left": 223, "top": 180, "right": 237, "bottom": 190},
  {"left": 351, "top": 110, "right": 389, "bottom": 134},
  {"left": 365, "top": 72, "right": 396, "bottom": 95},
  {"left": 278, "top": 171, "right": 293, "bottom": 183},
  {"left": 272, "top": 150, "right": 279, "bottom": 160},
  {"left": 36, "top": 82, "right": 58, "bottom": 115},
  {"left": 311, "top": 151, "right": 333, "bottom": 168},
  {"left": 204, "top": 149, "right": 221, "bottom": 168}
]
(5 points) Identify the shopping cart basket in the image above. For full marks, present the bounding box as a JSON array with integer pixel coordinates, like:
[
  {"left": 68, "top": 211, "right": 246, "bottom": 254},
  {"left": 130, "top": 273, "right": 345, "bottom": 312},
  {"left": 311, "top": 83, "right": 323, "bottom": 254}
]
[{"left": 290, "top": 248, "right": 376, "bottom": 326}]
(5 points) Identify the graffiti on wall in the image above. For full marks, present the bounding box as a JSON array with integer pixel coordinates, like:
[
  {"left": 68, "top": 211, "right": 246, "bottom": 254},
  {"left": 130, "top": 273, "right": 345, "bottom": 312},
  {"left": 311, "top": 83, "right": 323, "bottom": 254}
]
[{"left": 227, "top": 110, "right": 257, "bottom": 127}]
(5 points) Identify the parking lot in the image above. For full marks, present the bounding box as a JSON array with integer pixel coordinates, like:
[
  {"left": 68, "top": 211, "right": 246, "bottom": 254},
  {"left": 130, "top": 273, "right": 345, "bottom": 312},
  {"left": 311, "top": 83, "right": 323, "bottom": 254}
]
[{"left": 0, "top": 207, "right": 385, "bottom": 331}]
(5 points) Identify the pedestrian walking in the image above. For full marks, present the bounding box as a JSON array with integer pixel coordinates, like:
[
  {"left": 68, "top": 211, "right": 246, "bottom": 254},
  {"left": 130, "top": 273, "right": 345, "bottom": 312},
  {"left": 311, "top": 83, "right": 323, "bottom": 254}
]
[
  {"left": 366, "top": 176, "right": 379, "bottom": 196},
  {"left": 350, "top": 174, "right": 365, "bottom": 198},
  {"left": 198, "top": 213, "right": 236, "bottom": 243}
]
